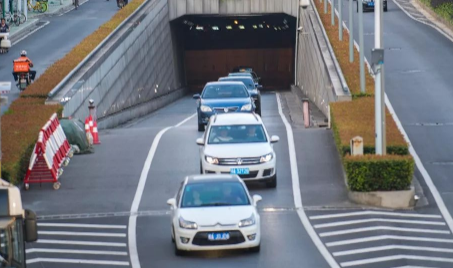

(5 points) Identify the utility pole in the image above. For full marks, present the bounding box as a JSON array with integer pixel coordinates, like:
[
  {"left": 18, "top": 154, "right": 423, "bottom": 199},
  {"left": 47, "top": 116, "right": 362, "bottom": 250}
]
[
  {"left": 358, "top": 0, "right": 365, "bottom": 93},
  {"left": 374, "top": 0, "right": 385, "bottom": 154},
  {"left": 349, "top": 0, "right": 354, "bottom": 62},
  {"left": 339, "top": 0, "right": 343, "bottom": 40},
  {"left": 331, "top": 0, "right": 335, "bottom": 25}
]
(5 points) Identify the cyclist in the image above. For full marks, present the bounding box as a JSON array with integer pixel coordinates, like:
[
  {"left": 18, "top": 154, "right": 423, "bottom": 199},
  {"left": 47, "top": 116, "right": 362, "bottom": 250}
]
[{"left": 12, "top": 50, "right": 36, "bottom": 86}]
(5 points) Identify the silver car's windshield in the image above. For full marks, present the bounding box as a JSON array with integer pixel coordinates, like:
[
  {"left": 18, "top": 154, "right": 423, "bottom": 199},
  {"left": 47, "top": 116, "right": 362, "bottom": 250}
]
[
  {"left": 208, "top": 125, "right": 267, "bottom": 144},
  {"left": 181, "top": 181, "right": 250, "bottom": 208}
]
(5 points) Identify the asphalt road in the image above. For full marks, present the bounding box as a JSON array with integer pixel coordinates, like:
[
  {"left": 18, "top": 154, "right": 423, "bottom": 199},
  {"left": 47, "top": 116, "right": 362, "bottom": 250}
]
[
  {"left": 22, "top": 92, "right": 453, "bottom": 267},
  {"left": 0, "top": 0, "right": 119, "bottom": 114},
  {"left": 337, "top": 0, "right": 453, "bottom": 215}
]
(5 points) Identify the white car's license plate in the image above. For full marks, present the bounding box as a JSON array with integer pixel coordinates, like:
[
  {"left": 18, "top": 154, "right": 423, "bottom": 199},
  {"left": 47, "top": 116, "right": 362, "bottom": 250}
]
[
  {"left": 208, "top": 232, "right": 230, "bottom": 241},
  {"left": 230, "top": 168, "right": 249, "bottom": 175}
]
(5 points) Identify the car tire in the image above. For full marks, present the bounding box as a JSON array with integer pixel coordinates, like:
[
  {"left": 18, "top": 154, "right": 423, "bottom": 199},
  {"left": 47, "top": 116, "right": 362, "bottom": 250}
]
[
  {"left": 249, "top": 244, "right": 260, "bottom": 253},
  {"left": 200, "top": 162, "right": 203, "bottom": 174},
  {"left": 171, "top": 226, "right": 175, "bottom": 243},
  {"left": 174, "top": 242, "right": 184, "bottom": 256},
  {"left": 384, "top": 7, "right": 387, "bottom": 11},
  {"left": 266, "top": 175, "right": 277, "bottom": 188},
  {"left": 198, "top": 123, "right": 204, "bottom": 132}
]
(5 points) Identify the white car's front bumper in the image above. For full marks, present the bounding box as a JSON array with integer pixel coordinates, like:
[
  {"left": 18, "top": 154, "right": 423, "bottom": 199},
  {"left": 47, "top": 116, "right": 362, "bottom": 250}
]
[
  {"left": 174, "top": 224, "right": 260, "bottom": 251},
  {"left": 201, "top": 157, "right": 276, "bottom": 182}
]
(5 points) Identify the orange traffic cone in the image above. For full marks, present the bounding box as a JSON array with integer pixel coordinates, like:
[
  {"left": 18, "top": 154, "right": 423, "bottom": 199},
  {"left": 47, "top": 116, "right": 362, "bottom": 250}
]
[
  {"left": 85, "top": 116, "right": 93, "bottom": 146},
  {"left": 92, "top": 120, "right": 100, "bottom": 144}
]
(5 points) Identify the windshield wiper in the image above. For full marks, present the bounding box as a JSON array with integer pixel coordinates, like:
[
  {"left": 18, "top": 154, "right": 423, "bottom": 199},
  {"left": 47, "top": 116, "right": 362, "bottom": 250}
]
[{"left": 200, "top": 202, "right": 231, "bottom": 207}]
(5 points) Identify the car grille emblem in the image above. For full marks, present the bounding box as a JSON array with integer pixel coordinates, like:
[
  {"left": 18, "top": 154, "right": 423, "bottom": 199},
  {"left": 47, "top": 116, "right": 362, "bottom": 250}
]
[
  {"left": 237, "top": 158, "right": 242, "bottom": 165},
  {"left": 224, "top": 108, "right": 228, "bottom": 113}
]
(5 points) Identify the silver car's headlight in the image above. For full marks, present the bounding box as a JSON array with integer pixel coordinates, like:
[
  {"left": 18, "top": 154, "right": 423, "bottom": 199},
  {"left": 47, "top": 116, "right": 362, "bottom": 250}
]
[
  {"left": 260, "top": 153, "right": 273, "bottom": 163},
  {"left": 205, "top": 156, "right": 219, "bottom": 164},
  {"left": 200, "top": 105, "right": 212, "bottom": 112},
  {"left": 241, "top": 104, "right": 252, "bottom": 111},
  {"left": 239, "top": 214, "right": 256, "bottom": 228},
  {"left": 179, "top": 217, "right": 198, "bottom": 229}
]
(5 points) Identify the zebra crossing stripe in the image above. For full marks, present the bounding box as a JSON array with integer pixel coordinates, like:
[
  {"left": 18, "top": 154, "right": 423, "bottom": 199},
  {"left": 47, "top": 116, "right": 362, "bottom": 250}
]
[
  {"left": 26, "top": 258, "right": 129, "bottom": 266},
  {"left": 326, "top": 235, "right": 453, "bottom": 247},
  {"left": 332, "top": 245, "right": 453, "bottom": 256},
  {"left": 319, "top": 226, "right": 450, "bottom": 237},
  {"left": 309, "top": 211, "right": 442, "bottom": 220},
  {"left": 314, "top": 218, "right": 445, "bottom": 228},
  {"left": 26, "top": 248, "right": 128, "bottom": 256},
  {"left": 37, "top": 223, "right": 127, "bottom": 229},
  {"left": 340, "top": 255, "right": 453, "bottom": 267},
  {"left": 36, "top": 239, "right": 127, "bottom": 247},
  {"left": 38, "top": 231, "right": 126, "bottom": 237}
]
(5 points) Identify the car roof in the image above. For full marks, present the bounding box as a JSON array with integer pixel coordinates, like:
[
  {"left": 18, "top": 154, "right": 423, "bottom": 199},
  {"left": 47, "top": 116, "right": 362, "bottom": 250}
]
[
  {"left": 229, "top": 72, "right": 253, "bottom": 76},
  {"left": 205, "top": 81, "right": 247, "bottom": 87},
  {"left": 210, "top": 113, "right": 262, "bottom": 125},
  {"left": 219, "top": 76, "right": 253, "bottom": 81},
  {"left": 186, "top": 174, "right": 242, "bottom": 184}
]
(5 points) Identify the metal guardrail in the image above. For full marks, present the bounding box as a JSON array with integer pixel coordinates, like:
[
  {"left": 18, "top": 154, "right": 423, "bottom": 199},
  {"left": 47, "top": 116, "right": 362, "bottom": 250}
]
[
  {"left": 47, "top": 0, "right": 150, "bottom": 98},
  {"left": 310, "top": 0, "right": 350, "bottom": 94}
]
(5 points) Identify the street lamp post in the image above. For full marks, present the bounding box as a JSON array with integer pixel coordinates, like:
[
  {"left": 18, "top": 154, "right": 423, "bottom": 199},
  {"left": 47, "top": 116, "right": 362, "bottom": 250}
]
[
  {"left": 374, "top": 0, "right": 386, "bottom": 155},
  {"left": 349, "top": 0, "right": 354, "bottom": 62},
  {"left": 358, "top": 0, "right": 365, "bottom": 93}
]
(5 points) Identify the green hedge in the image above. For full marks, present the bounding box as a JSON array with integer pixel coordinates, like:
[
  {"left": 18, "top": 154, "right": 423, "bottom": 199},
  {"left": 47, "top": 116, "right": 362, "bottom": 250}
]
[{"left": 345, "top": 155, "right": 414, "bottom": 192}]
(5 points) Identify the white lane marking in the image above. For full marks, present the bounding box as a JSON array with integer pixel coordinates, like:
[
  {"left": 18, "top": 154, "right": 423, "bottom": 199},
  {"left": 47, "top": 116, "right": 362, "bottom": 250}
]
[
  {"left": 319, "top": 226, "right": 450, "bottom": 237},
  {"left": 326, "top": 235, "right": 453, "bottom": 247},
  {"left": 38, "top": 223, "right": 127, "bottom": 229},
  {"left": 392, "top": 0, "right": 453, "bottom": 43},
  {"left": 333, "top": 244, "right": 453, "bottom": 256},
  {"left": 275, "top": 93, "right": 340, "bottom": 268},
  {"left": 38, "top": 231, "right": 126, "bottom": 237},
  {"left": 128, "top": 113, "right": 197, "bottom": 268},
  {"left": 385, "top": 95, "right": 453, "bottom": 234},
  {"left": 12, "top": 21, "right": 50, "bottom": 45},
  {"left": 309, "top": 211, "right": 442, "bottom": 220},
  {"left": 341, "top": 255, "right": 453, "bottom": 267},
  {"left": 314, "top": 218, "right": 445, "bottom": 228},
  {"left": 391, "top": 266, "right": 439, "bottom": 268},
  {"left": 26, "top": 248, "right": 127, "bottom": 255},
  {"left": 37, "top": 239, "right": 126, "bottom": 247},
  {"left": 26, "top": 258, "right": 129, "bottom": 265}
]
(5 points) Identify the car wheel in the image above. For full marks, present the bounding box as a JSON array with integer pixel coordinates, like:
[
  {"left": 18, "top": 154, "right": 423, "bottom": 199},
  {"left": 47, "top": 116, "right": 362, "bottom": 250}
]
[
  {"left": 384, "top": 7, "right": 387, "bottom": 11},
  {"left": 266, "top": 175, "right": 277, "bottom": 188},
  {"left": 249, "top": 244, "right": 260, "bottom": 253},
  {"left": 174, "top": 241, "right": 184, "bottom": 256},
  {"left": 199, "top": 162, "right": 203, "bottom": 174},
  {"left": 198, "top": 123, "right": 204, "bottom": 132},
  {"left": 171, "top": 226, "right": 175, "bottom": 243}
]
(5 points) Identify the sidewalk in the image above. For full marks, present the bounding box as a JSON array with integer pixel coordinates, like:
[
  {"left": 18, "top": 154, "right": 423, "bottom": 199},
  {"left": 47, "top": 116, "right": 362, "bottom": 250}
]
[{"left": 9, "top": 0, "right": 81, "bottom": 39}]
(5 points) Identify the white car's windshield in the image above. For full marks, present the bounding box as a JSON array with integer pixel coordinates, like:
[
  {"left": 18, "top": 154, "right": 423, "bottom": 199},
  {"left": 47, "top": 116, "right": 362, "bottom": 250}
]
[
  {"left": 181, "top": 181, "right": 250, "bottom": 208},
  {"left": 202, "top": 84, "right": 249, "bottom": 99},
  {"left": 208, "top": 125, "right": 267, "bottom": 144}
]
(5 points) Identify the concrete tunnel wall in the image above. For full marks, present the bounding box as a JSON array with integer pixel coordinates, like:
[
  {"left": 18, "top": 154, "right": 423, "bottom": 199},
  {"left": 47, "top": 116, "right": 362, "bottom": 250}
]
[
  {"left": 65, "top": 0, "right": 186, "bottom": 129},
  {"left": 63, "top": 0, "right": 349, "bottom": 128}
]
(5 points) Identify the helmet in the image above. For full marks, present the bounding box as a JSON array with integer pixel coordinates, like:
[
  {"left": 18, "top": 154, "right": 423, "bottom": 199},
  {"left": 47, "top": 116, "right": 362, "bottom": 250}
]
[{"left": 20, "top": 50, "right": 27, "bottom": 56}]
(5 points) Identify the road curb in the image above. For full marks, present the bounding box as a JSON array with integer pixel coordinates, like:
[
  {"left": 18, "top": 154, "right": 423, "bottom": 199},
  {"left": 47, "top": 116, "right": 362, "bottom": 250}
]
[{"left": 348, "top": 186, "right": 416, "bottom": 209}]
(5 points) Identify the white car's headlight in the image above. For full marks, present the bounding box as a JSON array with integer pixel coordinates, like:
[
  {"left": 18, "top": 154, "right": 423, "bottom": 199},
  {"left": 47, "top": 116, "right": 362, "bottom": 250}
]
[
  {"left": 239, "top": 214, "right": 255, "bottom": 228},
  {"left": 241, "top": 104, "right": 252, "bottom": 111},
  {"left": 205, "top": 156, "right": 219, "bottom": 164},
  {"left": 179, "top": 217, "right": 198, "bottom": 229},
  {"left": 260, "top": 153, "right": 273, "bottom": 163},
  {"left": 200, "top": 105, "right": 212, "bottom": 112}
]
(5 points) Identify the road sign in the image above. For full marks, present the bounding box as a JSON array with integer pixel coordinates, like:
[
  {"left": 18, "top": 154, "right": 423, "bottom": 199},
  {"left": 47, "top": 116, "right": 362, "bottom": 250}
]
[{"left": 0, "top": 82, "right": 11, "bottom": 94}]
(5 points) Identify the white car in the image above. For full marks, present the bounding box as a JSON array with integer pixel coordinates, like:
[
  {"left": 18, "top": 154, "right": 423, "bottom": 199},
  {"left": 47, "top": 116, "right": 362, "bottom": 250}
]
[
  {"left": 167, "top": 174, "right": 262, "bottom": 255},
  {"left": 196, "top": 113, "right": 279, "bottom": 188}
]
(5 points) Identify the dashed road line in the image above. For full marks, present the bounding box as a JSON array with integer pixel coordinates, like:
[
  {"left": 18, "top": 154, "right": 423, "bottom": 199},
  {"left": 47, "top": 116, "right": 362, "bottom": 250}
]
[
  {"left": 309, "top": 211, "right": 442, "bottom": 220},
  {"left": 26, "top": 248, "right": 128, "bottom": 256},
  {"left": 38, "top": 231, "right": 126, "bottom": 237},
  {"left": 319, "top": 226, "right": 450, "bottom": 237},
  {"left": 314, "top": 218, "right": 445, "bottom": 228},
  {"left": 333, "top": 244, "right": 453, "bottom": 256},
  {"left": 36, "top": 239, "right": 127, "bottom": 247},
  {"left": 37, "top": 223, "right": 127, "bottom": 229},
  {"left": 27, "top": 258, "right": 129, "bottom": 266},
  {"left": 326, "top": 235, "right": 453, "bottom": 247},
  {"left": 341, "top": 255, "right": 453, "bottom": 267}
]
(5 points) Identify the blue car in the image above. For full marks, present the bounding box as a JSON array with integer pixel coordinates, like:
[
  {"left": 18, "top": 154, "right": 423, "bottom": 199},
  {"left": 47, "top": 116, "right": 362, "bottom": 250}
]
[
  {"left": 193, "top": 81, "right": 255, "bottom": 132},
  {"left": 218, "top": 76, "right": 262, "bottom": 116}
]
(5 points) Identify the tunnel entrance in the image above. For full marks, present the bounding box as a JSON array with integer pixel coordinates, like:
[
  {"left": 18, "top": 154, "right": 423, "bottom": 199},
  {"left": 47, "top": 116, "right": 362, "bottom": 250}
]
[{"left": 170, "top": 14, "right": 296, "bottom": 92}]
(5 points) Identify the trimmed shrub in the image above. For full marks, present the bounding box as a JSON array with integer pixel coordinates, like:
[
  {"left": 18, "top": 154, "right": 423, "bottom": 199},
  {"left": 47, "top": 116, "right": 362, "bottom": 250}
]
[
  {"left": 1, "top": 0, "right": 145, "bottom": 184},
  {"left": 314, "top": 0, "right": 375, "bottom": 97},
  {"left": 330, "top": 97, "right": 408, "bottom": 156},
  {"left": 344, "top": 154, "right": 414, "bottom": 191}
]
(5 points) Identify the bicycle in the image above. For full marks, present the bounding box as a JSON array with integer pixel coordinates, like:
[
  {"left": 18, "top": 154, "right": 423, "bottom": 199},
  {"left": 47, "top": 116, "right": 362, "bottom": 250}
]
[
  {"left": 4, "top": 11, "right": 26, "bottom": 26},
  {"left": 27, "top": 0, "right": 48, "bottom": 13}
]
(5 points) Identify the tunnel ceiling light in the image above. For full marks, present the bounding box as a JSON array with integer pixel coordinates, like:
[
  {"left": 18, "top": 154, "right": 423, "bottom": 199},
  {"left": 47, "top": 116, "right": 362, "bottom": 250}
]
[
  {"left": 253, "top": 25, "right": 257, "bottom": 29},
  {"left": 267, "top": 25, "right": 270, "bottom": 28},
  {"left": 196, "top": 25, "right": 203, "bottom": 30},
  {"left": 226, "top": 25, "right": 232, "bottom": 30},
  {"left": 278, "top": 27, "right": 281, "bottom": 30},
  {"left": 212, "top": 26, "right": 219, "bottom": 30},
  {"left": 234, "top": 20, "right": 239, "bottom": 24},
  {"left": 274, "top": 26, "right": 278, "bottom": 30},
  {"left": 239, "top": 25, "right": 245, "bottom": 29},
  {"left": 259, "top": 24, "right": 263, "bottom": 28}
]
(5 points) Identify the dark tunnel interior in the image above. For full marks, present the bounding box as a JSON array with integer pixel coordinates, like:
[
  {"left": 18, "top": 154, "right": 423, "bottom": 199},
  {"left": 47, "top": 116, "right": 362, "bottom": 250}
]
[{"left": 170, "top": 14, "right": 297, "bottom": 91}]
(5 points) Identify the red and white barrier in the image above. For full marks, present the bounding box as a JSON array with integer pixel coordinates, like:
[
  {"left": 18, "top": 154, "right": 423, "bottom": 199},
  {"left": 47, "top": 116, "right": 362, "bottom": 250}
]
[{"left": 23, "top": 113, "right": 72, "bottom": 190}]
